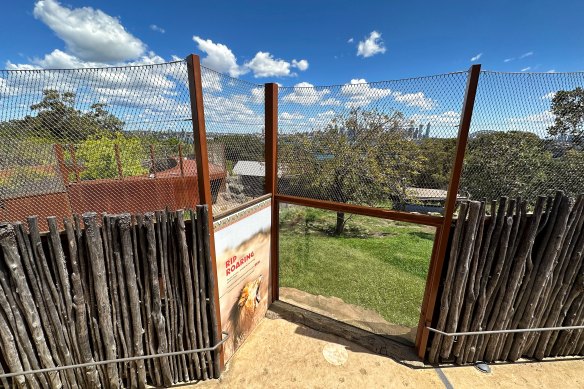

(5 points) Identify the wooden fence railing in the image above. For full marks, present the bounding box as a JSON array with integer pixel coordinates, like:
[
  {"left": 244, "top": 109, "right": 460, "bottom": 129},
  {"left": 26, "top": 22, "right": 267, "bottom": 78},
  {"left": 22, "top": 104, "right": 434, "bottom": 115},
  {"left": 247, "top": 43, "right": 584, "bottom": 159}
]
[
  {"left": 428, "top": 191, "right": 584, "bottom": 363},
  {"left": 0, "top": 206, "right": 220, "bottom": 388}
]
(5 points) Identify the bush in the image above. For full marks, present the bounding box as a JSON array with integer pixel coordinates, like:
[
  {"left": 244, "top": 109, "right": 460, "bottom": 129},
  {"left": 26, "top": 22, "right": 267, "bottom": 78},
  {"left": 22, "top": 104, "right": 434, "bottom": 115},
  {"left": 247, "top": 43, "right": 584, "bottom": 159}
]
[{"left": 76, "top": 132, "right": 148, "bottom": 180}]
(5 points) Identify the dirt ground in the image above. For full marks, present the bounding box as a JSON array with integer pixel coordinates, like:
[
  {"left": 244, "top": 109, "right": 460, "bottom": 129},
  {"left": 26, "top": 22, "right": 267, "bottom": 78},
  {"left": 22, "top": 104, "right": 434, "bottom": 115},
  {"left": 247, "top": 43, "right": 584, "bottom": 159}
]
[{"left": 188, "top": 317, "right": 584, "bottom": 389}]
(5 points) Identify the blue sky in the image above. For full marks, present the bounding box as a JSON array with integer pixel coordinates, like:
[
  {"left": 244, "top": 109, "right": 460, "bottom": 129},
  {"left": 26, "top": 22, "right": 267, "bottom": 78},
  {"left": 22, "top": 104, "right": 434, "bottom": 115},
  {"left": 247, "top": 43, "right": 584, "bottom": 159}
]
[
  {"left": 2, "top": 0, "right": 584, "bottom": 83},
  {"left": 1, "top": 0, "right": 583, "bottom": 136}
]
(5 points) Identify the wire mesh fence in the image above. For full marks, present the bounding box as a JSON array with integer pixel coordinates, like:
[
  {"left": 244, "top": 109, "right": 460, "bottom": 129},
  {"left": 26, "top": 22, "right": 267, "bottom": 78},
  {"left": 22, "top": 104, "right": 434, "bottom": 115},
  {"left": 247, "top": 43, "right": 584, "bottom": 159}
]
[
  {"left": 3, "top": 60, "right": 584, "bottom": 226},
  {"left": 277, "top": 73, "right": 469, "bottom": 214},
  {"left": 199, "top": 66, "right": 265, "bottom": 217},
  {"left": 0, "top": 60, "right": 207, "bottom": 229},
  {"left": 461, "top": 71, "right": 584, "bottom": 205}
]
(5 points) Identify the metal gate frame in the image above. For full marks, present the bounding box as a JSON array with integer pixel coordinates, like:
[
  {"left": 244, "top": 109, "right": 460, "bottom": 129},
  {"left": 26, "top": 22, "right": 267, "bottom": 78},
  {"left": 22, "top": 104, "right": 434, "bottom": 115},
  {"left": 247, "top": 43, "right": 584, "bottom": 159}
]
[
  {"left": 187, "top": 51, "right": 482, "bottom": 362},
  {"left": 265, "top": 65, "right": 482, "bottom": 359}
]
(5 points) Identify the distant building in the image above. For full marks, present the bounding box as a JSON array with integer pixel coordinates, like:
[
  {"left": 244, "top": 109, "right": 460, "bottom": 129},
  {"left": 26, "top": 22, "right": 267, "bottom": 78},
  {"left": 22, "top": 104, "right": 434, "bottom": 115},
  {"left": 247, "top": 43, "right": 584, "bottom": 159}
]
[
  {"left": 231, "top": 161, "right": 285, "bottom": 197},
  {"left": 404, "top": 187, "right": 468, "bottom": 213}
]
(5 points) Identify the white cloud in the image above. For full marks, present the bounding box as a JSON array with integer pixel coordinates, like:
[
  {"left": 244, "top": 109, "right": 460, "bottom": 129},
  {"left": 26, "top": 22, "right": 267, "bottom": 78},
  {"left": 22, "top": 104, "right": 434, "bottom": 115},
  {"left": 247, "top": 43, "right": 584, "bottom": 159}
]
[
  {"left": 341, "top": 79, "right": 392, "bottom": 107},
  {"left": 280, "top": 112, "right": 304, "bottom": 120},
  {"left": 357, "top": 31, "right": 386, "bottom": 58},
  {"left": 547, "top": 69, "right": 556, "bottom": 73},
  {"left": 521, "top": 67, "right": 531, "bottom": 72},
  {"left": 339, "top": 79, "right": 433, "bottom": 110},
  {"left": 470, "top": 53, "right": 483, "bottom": 62},
  {"left": 283, "top": 82, "right": 330, "bottom": 105},
  {"left": 347, "top": 38, "right": 354, "bottom": 43},
  {"left": 320, "top": 98, "right": 342, "bottom": 106},
  {"left": 410, "top": 111, "right": 460, "bottom": 127},
  {"left": 504, "top": 51, "right": 534, "bottom": 63},
  {"left": 193, "top": 36, "right": 247, "bottom": 77},
  {"left": 200, "top": 69, "right": 223, "bottom": 92},
  {"left": 193, "top": 36, "right": 308, "bottom": 78},
  {"left": 392, "top": 91, "right": 435, "bottom": 110},
  {"left": 33, "top": 49, "right": 98, "bottom": 68},
  {"left": 33, "top": 0, "right": 146, "bottom": 63},
  {"left": 542, "top": 92, "right": 556, "bottom": 100},
  {"left": 245, "top": 52, "right": 291, "bottom": 77},
  {"left": 250, "top": 87, "right": 264, "bottom": 104},
  {"left": 203, "top": 93, "right": 263, "bottom": 125},
  {"left": 23, "top": 49, "right": 165, "bottom": 69},
  {"left": 510, "top": 110, "right": 554, "bottom": 125},
  {"left": 291, "top": 59, "right": 309, "bottom": 71},
  {"left": 308, "top": 110, "right": 337, "bottom": 125},
  {"left": 149, "top": 24, "right": 165, "bottom": 34},
  {"left": 0, "top": 77, "right": 16, "bottom": 98}
]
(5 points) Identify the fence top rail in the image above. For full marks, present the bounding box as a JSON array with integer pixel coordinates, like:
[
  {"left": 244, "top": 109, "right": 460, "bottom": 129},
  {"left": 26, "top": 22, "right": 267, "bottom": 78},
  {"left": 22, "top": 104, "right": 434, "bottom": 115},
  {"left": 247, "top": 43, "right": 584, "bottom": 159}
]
[
  {"left": 199, "top": 64, "right": 263, "bottom": 87},
  {"left": 0, "top": 59, "right": 186, "bottom": 73},
  {"left": 481, "top": 69, "right": 584, "bottom": 75},
  {"left": 276, "top": 194, "right": 444, "bottom": 227}
]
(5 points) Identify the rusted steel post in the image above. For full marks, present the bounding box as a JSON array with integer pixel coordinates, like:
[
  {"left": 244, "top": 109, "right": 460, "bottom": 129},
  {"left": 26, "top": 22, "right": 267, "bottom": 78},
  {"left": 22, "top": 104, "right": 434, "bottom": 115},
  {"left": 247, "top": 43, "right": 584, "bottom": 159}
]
[
  {"left": 265, "top": 82, "right": 279, "bottom": 303},
  {"left": 68, "top": 144, "right": 80, "bottom": 183},
  {"left": 54, "top": 144, "right": 69, "bottom": 186},
  {"left": 114, "top": 144, "right": 123, "bottom": 179},
  {"left": 416, "top": 64, "right": 481, "bottom": 359},
  {"left": 178, "top": 144, "right": 185, "bottom": 177},
  {"left": 186, "top": 53, "right": 224, "bottom": 374}
]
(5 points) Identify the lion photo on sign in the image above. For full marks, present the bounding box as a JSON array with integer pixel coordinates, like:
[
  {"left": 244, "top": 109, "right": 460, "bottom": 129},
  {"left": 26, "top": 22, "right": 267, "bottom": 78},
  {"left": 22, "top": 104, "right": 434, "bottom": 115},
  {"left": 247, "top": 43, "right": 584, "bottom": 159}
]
[{"left": 230, "top": 275, "right": 263, "bottom": 349}]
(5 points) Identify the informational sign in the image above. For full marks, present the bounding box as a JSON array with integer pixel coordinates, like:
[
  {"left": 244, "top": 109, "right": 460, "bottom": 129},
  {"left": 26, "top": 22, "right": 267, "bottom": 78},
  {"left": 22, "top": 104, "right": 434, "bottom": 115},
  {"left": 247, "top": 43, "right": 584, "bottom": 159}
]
[{"left": 213, "top": 199, "right": 271, "bottom": 360}]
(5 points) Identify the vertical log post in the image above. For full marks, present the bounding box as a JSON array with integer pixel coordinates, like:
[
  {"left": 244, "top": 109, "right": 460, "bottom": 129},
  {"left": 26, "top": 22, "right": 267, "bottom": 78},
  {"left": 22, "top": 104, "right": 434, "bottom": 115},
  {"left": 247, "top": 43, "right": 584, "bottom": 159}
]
[
  {"left": 186, "top": 53, "right": 224, "bottom": 373},
  {"left": 265, "top": 82, "right": 279, "bottom": 303},
  {"left": 114, "top": 144, "right": 123, "bottom": 179},
  {"left": 54, "top": 144, "right": 69, "bottom": 186},
  {"left": 416, "top": 64, "right": 481, "bottom": 359}
]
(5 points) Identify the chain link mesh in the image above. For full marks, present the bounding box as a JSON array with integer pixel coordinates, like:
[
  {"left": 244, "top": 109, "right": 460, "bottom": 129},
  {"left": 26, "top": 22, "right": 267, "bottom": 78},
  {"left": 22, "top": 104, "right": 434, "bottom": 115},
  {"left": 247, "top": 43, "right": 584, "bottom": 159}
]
[
  {"left": 199, "top": 66, "right": 265, "bottom": 216},
  {"left": 0, "top": 61, "right": 205, "bottom": 230},
  {"left": 3, "top": 63, "right": 583, "bottom": 227},
  {"left": 277, "top": 73, "right": 469, "bottom": 213},
  {"left": 461, "top": 71, "right": 584, "bottom": 204}
]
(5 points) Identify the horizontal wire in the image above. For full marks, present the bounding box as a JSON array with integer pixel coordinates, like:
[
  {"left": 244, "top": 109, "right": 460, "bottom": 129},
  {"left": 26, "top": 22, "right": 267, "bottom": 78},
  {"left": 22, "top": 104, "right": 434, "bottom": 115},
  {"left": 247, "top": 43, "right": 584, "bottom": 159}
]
[
  {"left": 427, "top": 325, "right": 584, "bottom": 337},
  {"left": 0, "top": 332, "right": 229, "bottom": 379}
]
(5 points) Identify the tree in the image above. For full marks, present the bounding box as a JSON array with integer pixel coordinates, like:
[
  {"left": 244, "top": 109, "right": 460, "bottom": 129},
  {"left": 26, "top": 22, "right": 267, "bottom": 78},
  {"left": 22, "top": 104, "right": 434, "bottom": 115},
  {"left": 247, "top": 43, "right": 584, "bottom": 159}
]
[
  {"left": 212, "top": 134, "right": 264, "bottom": 163},
  {"left": 461, "top": 131, "right": 552, "bottom": 203},
  {"left": 3, "top": 89, "right": 123, "bottom": 141},
  {"left": 547, "top": 148, "right": 584, "bottom": 198},
  {"left": 414, "top": 137, "right": 457, "bottom": 190},
  {"left": 76, "top": 131, "right": 148, "bottom": 180},
  {"left": 282, "top": 109, "right": 424, "bottom": 235},
  {"left": 548, "top": 87, "right": 584, "bottom": 146}
]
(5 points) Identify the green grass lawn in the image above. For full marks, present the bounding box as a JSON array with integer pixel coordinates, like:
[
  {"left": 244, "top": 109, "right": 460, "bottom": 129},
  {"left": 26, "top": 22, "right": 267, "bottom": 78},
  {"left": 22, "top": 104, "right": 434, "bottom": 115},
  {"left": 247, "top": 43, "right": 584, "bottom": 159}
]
[{"left": 279, "top": 205, "right": 435, "bottom": 328}]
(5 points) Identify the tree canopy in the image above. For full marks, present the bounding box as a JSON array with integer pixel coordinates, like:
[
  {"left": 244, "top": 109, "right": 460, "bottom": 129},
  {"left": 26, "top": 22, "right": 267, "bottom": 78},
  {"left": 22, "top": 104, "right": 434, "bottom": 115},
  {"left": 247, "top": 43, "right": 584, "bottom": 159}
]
[
  {"left": 2, "top": 89, "right": 123, "bottom": 141},
  {"left": 461, "top": 131, "right": 552, "bottom": 203},
  {"left": 281, "top": 109, "right": 425, "bottom": 233},
  {"left": 548, "top": 87, "right": 584, "bottom": 146}
]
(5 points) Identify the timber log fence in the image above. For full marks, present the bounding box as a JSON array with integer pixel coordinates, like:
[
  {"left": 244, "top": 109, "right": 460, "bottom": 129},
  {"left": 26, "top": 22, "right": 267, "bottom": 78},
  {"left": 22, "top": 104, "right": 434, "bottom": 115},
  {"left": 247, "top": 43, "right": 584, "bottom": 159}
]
[
  {"left": 428, "top": 191, "right": 584, "bottom": 364},
  {"left": 0, "top": 205, "right": 220, "bottom": 388}
]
